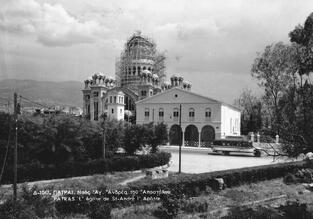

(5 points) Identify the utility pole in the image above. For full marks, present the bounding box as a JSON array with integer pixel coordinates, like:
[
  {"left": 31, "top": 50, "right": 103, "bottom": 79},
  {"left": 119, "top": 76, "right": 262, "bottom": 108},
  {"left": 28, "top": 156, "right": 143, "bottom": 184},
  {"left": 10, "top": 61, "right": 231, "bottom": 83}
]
[
  {"left": 103, "top": 128, "right": 106, "bottom": 158},
  {"left": 179, "top": 104, "right": 182, "bottom": 174},
  {"left": 13, "top": 92, "right": 17, "bottom": 202}
]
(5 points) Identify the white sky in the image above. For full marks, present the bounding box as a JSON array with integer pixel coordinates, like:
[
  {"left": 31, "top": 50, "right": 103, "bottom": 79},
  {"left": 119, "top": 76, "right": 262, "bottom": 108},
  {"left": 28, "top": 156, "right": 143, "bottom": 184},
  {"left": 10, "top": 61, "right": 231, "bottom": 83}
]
[{"left": 0, "top": 0, "right": 312, "bottom": 103}]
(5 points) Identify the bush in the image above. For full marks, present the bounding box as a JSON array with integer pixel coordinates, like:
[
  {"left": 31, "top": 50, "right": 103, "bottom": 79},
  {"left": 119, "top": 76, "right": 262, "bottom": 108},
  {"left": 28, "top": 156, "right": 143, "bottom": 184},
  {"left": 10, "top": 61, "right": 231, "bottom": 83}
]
[
  {"left": 88, "top": 201, "right": 112, "bottom": 219},
  {"left": 154, "top": 195, "right": 181, "bottom": 219},
  {"left": 223, "top": 201, "right": 313, "bottom": 219},
  {"left": 283, "top": 168, "right": 313, "bottom": 184},
  {"left": 181, "top": 197, "right": 209, "bottom": 213},
  {"left": 1, "top": 152, "right": 171, "bottom": 184},
  {"left": 0, "top": 185, "right": 56, "bottom": 219}
]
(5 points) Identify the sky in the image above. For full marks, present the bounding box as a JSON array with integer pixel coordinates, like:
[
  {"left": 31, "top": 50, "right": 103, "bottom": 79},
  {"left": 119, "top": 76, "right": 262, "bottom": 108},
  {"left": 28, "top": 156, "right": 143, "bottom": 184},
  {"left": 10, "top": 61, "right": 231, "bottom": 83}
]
[{"left": 0, "top": 0, "right": 312, "bottom": 103}]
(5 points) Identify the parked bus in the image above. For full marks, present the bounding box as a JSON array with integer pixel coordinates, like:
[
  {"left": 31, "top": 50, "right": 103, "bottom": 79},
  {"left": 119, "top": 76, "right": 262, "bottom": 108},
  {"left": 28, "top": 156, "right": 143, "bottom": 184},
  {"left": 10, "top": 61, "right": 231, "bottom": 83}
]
[{"left": 212, "top": 139, "right": 261, "bottom": 157}]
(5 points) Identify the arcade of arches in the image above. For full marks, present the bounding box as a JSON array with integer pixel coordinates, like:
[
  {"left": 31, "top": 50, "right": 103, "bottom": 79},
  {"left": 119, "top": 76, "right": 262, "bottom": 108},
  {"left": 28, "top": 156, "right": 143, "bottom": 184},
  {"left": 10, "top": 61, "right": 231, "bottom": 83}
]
[{"left": 169, "top": 124, "right": 215, "bottom": 147}]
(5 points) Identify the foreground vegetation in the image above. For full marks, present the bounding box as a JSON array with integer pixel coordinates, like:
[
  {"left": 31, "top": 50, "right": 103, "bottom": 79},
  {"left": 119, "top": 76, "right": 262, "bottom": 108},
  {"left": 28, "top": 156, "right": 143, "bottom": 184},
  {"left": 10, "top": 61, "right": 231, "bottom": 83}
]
[{"left": 1, "top": 161, "right": 312, "bottom": 218}]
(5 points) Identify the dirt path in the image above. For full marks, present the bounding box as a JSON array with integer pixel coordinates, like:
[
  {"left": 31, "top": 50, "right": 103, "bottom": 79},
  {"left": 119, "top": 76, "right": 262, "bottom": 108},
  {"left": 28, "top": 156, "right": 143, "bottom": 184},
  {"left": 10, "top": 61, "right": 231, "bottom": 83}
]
[{"left": 119, "top": 174, "right": 146, "bottom": 186}]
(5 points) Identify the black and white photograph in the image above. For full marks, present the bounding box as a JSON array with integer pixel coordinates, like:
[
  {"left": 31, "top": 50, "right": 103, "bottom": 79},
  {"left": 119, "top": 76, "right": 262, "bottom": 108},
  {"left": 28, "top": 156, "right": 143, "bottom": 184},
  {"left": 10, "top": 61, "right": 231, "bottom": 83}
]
[{"left": 1, "top": 0, "right": 313, "bottom": 218}]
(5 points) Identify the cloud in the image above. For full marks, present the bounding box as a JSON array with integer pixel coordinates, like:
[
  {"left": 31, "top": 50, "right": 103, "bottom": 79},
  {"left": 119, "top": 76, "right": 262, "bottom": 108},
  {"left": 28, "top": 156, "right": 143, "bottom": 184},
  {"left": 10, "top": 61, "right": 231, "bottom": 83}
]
[{"left": 0, "top": 0, "right": 107, "bottom": 47}]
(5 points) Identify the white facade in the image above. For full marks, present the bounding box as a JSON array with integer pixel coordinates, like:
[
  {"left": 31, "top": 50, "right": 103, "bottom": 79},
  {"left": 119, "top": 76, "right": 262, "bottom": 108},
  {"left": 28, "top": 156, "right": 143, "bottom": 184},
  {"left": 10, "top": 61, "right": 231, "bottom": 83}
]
[
  {"left": 136, "top": 87, "right": 241, "bottom": 146},
  {"left": 221, "top": 105, "right": 241, "bottom": 138},
  {"left": 106, "top": 90, "right": 125, "bottom": 121}
]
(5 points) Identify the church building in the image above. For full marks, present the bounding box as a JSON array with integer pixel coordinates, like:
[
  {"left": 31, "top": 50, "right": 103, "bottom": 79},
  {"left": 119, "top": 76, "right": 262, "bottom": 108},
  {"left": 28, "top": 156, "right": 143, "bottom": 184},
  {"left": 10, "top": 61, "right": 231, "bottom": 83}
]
[{"left": 82, "top": 32, "right": 241, "bottom": 146}]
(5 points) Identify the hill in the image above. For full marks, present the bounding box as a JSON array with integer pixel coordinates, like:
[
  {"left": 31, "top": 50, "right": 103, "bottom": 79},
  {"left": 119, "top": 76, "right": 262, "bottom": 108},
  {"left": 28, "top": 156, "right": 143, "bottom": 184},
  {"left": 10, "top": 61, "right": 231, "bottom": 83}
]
[{"left": 0, "top": 79, "right": 83, "bottom": 107}]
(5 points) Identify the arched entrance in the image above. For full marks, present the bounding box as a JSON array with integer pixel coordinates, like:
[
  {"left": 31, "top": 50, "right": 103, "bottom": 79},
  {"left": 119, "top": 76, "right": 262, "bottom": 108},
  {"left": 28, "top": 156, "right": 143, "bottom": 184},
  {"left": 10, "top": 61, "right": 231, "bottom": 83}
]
[
  {"left": 185, "top": 125, "right": 199, "bottom": 147},
  {"left": 201, "top": 125, "right": 215, "bottom": 147},
  {"left": 169, "top": 125, "right": 182, "bottom": 146}
]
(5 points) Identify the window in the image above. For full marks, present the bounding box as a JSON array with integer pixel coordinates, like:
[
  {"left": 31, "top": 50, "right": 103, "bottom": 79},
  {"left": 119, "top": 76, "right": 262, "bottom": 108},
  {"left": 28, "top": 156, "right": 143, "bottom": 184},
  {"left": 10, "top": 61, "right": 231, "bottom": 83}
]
[
  {"left": 112, "top": 109, "right": 114, "bottom": 114},
  {"left": 173, "top": 108, "right": 179, "bottom": 117},
  {"left": 87, "top": 104, "right": 90, "bottom": 115},
  {"left": 144, "top": 108, "right": 149, "bottom": 119},
  {"left": 137, "top": 66, "right": 141, "bottom": 74},
  {"left": 133, "top": 66, "right": 136, "bottom": 75},
  {"left": 159, "top": 108, "right": 164, "bottom": 117},
  {"left": 114, "top": 96, "right": 116, "bottom": 103},
  {"left": 93, "top": 92, "right": 99, "bottom": 97},
  {"left": 141, "top": 90, "right": 147, "bottom": 96},
  {"left": 85, "top": 95, "right": 90, "bottom": 100},
  {"left": 205, "top": 108, "right": 212, "bottom": 118},
  {"left": 189, "top": 108, "right": 195, "bottom": 117},
  {"left": 120, "top": 109, "right": 122, "bottom": 114},
  {"left": 110, "top": 96, "right": 112, "bottom": 103},
  {"left": 94, "top": 102, "right": 98, "bottom": 121},
  {"left": 149, "top": 91, "right": 153, "bottom": 96}
]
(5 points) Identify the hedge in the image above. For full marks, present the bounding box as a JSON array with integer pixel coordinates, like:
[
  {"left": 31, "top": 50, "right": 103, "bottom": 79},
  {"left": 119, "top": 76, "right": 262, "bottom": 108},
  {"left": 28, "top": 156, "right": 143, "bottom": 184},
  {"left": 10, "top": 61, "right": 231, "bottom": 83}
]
[
  {"left": 1, "top": 152, "right": 171, "bottom": 184},
  {"left": 128, "top": 160, "right": 313, "bottom": 198}
]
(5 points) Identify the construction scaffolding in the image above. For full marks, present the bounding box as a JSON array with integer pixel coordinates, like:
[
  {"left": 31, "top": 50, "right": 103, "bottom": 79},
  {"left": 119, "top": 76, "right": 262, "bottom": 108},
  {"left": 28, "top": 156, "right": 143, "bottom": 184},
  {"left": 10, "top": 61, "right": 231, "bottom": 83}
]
[{"left": 115, "top": 31, "right": 166, "bottom": 93}]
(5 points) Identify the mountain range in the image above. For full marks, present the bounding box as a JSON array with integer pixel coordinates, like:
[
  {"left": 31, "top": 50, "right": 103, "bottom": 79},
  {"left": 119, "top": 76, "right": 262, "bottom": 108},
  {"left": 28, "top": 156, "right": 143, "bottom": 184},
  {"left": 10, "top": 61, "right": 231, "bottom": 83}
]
[{"left": 0, "top": 79, "right": 83, "bottom": 108}]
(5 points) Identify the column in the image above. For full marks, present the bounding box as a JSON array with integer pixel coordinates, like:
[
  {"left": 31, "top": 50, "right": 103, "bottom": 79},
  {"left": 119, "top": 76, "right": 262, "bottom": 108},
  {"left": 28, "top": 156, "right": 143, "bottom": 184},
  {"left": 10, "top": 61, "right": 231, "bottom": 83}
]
[
  {"left": 198, "top": 132, "right": 201, "bottom": 147},
  {"left": 182, "top": 131, "right": 185, "bottom": 147}
]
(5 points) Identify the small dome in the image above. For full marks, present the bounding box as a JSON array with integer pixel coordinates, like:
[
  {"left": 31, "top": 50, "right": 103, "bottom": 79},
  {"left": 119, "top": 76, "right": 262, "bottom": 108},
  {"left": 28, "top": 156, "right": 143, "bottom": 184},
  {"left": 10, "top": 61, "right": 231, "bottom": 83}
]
[
  {"left": 163, "top": 81, "right": 171, "bottom": 86},
  {"left": 106, "top": 76, "right": 114, "bottom": 81},
  {"left": 170, "top": 74, "right": 178, "bottom": 79},
  {"left": 152, "top": 74, "right": 159, "bottom": 79},
  {"left": 142, "top": 69, "right": 152, "bottom": 75}
]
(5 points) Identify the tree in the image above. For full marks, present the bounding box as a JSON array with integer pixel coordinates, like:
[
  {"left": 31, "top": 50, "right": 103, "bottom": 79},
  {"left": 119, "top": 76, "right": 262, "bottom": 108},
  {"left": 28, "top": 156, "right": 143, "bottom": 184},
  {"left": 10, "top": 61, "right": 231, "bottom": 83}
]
[
  {"left": 289, "top": 12, "right": 313, "bottom": 76},
  {"left": 123, "top": 123, "right": 168, "bottom": 155},
  {"left": 145, "top": 122, "right": 168, "bottom": 153},
  {"left": 234, "top": 89, "right": 263, "bottom": 134},
  {"left": 32, "top": 115, "right": 85, "bottom": 164},
  {"left": 80, "top": 119, "right": 103, "bottom": 160},
  {"left": 251, "top": 42, "right": 294, "bottom": 132},
  {"left": 123, "top": 124, "right": 146, "bottom": 155},
  {"left": 100, "top": 117, "right": 125, "bottom": 157},
  {"left": 287, "top": 13, "right": 313, "bottom": 153}
]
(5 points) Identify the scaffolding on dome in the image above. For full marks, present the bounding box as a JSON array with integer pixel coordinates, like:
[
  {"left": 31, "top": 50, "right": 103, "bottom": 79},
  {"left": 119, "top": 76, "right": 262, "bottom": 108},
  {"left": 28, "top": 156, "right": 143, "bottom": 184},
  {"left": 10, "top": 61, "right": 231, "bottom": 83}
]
[{"left": 115, "top": 31, "right": 166, "bottom": 93}]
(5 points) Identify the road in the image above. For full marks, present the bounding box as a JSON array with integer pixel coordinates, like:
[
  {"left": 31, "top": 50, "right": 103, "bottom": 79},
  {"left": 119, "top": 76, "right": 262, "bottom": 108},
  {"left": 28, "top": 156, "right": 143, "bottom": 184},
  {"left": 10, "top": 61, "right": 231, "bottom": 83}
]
[{"left": 160, "top": 146, "right": 298, "bottom": 174}]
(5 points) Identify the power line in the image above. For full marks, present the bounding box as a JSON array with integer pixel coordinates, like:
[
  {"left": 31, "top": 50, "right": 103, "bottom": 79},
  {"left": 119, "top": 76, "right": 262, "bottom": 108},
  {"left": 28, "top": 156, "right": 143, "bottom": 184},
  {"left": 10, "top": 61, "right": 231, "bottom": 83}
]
[{"left": 19, "top": 95, "right": 52, "bottom": 109}]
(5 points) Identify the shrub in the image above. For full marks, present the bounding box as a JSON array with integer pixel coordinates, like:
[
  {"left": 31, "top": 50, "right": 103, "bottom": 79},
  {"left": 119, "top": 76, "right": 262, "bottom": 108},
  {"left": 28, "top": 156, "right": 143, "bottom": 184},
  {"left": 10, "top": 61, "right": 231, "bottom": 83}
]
[
  {"left": 154, "top": 195, "right": 181, "bottom": 219},
  {"left": 181, "top": 198, "right": 209, "bottom": 213},
  {"left": 223, "top": 201, "right": 313, "bottom": 219},
  {"left": 0, "top": 185, "right": 56, "bottom": 219},
  {"left": 283, "top": 173, "right": 299, "bottom": 184},
  {"left": 283, "top": 168, "right": 313, "bottom": 184},
  {"left": 88, "top": 201, "right": 112, "bottom": 219}
]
